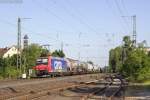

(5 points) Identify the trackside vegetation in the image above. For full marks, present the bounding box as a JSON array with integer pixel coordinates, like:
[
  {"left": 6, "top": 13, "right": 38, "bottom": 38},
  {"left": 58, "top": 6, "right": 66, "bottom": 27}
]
[
  {"left": 0, "top": 44, "right": 65, "bottom": 79},
  {"left": 109, "top": 36, "right": 150, "bottom": 82}
]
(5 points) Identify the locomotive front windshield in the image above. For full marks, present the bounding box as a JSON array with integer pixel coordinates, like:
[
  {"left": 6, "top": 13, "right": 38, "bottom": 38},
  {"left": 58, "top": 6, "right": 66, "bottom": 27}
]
[{"left": 36, "top": 58, "right": 48, "bottom": 65}]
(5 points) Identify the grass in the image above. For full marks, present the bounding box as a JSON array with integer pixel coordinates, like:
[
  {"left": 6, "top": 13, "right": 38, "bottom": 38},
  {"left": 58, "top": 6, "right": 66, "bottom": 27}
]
[
  {"left": 143, "top": 80, "right": 150, "bottom": 85},
  {"left": 128, "top": 80, "right": 150, "bottom": 86}
]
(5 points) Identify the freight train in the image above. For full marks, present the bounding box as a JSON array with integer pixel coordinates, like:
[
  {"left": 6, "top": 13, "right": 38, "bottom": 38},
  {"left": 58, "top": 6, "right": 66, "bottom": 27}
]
[{"left": 33, "top": 56, "right": 100, "bottom": 77}]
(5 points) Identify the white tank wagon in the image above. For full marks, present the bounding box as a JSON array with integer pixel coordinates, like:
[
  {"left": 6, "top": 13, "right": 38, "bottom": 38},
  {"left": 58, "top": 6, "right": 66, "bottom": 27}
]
[
  {"left": 66, "top": 58, "right": 101, "bottom": 74},
  {"left": 66, "top": 58, "right": 80, "bottom": 74}
]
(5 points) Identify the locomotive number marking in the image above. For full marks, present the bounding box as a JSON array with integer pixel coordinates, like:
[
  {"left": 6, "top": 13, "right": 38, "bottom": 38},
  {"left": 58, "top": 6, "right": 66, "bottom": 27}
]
[{"left": 54, "top": 61, "right": 63, "bottom": 70}]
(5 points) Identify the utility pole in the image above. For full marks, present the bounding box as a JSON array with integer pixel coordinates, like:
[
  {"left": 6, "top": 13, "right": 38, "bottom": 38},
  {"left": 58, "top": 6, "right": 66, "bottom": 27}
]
[
  {"left": 61, "top": 41, "right": 64, "bottom": 51},
  {"left": 132, "top": 15, "right": 136, "bottom": 47},
  {"left": 17, "top": 17, "right": 22, "bottom": 72},
  {"left": 122, "top": 15, "right": 137, "bottom": 47},
  {"left": 17, "top": 17, "right": 31, "bottom": 76},
  {"left": 78, "top": 33, "right": 82, "bottom": 61}
]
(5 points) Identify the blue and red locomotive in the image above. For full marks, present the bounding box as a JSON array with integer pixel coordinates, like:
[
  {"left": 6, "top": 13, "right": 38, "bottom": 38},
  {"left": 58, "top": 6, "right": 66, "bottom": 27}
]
[
  {"left": 33, "top": 56, "right": 100, "bottom": 77},
  {"left": 33, "top": 56, "right": 71, "bottom": 76}
]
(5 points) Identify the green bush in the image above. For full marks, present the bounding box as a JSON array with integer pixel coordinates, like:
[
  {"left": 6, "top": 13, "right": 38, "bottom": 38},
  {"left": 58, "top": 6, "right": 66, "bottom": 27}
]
[{"left": 5, "top": 66, "right": 20, "bottom": 78}]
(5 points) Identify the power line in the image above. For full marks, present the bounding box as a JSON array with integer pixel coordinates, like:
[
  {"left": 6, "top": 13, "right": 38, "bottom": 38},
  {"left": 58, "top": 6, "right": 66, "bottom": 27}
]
[
  {"left": 105, "top": 0, "right": 128, "bottom": 34},
  {"left": 114, "top": 0, "right": 131, "bottom": 32},
  {"left": 121, "top": 0, "right": 129, "bottom": 15},
  {"left": 114, "top": 0, "right": 124, "bottom": 15},
  {"left": 0, "top": 18, "right": 104, "bottom": 52},
  {"left": 0, "top": 18, "right": 102, "bottom": 48},
  {"left": 50, "top": 0, "right": 101, "bottom": 35},
  {"left": 64, "top": 0, "right": 88, "bottom": 20},
  {"left": 0, "top": 18, "right": 71, "bottom": 42},
  {"left": 0, "top": 18, "right": 63, "bottom": 45},
  {"left": 32, "top": 0, "right": 81, "bottom": 33}
]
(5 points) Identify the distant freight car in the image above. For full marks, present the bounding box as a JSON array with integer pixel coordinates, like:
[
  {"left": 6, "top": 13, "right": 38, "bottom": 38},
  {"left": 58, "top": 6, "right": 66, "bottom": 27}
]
[{"left": 34, "top": 56, "right": 69, "bottom": 76}]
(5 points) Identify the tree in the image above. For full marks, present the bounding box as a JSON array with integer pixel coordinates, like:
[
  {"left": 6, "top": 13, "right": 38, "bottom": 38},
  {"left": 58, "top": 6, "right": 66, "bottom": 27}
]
[
  {"left": 0, "top": 44, "right": 51, "bottom": 78},
  {"left": 51, "top": 50, "right": 65, "bottom": 58},
  {"left": 123, "top": 36, "right": 132, "bottom": 47},
  {"left": 109, "top": 35, "right": 150, "bottom": 82},
  {"left": 109, "top": 47, "right": 123, "bottom": 73},
  {"left": 22, "top": 44, "right": 44, "bottom": 71},
  {"left": 40, "top": 49, "right": 50, "bottom": 57}
]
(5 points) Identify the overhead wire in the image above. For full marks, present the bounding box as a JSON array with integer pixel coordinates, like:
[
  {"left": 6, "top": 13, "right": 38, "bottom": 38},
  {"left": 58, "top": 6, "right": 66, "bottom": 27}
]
[
  {"left": 0, "top": 18, "right": 102, "bottom": 55},
  {"left": 32, "top": 0, "right": 105, "bottom": 62},
  {"left": 0, "top": 18, "right": 60, "bottom": 43},
  {"left": 50, "top": 0, "right": 106, "bottom": 63},
  {"left": 114, "top": 0, "right": 131, "bottom": 32},
  {"left": 31, "top": 0, "right": 81, "bottom": 34},
  {"left": 121, "top": 0, "right": 129, "bottom": 15},
  {"left": 104, "top": 0, "right": 126, "bottom": 48},
  {"left": 50, "top": 0, "right": 101, "bottom": 35},
  {"left": 0, "top": 1, "right": 109, "bottom": 65},
  {"left": 65, "top": 0, "right": 109, "bottom": 44},
  {"left": 0, "top": 18, "right": 100, "bottom": 55},
  {"left": 120, "top": 0, "right": 133, "bottom": 37},
  {"left": 105, "top": 0, "right": 127, "bottom": 33},
  {"left": 0, "top": 17, "right": 76, "bottom": 42}
]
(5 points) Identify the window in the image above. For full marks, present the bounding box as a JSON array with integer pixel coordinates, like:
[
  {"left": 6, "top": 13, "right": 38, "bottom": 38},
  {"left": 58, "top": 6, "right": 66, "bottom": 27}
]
[{"left": 36, "top": 58, "right": 48, "bottom": 65}]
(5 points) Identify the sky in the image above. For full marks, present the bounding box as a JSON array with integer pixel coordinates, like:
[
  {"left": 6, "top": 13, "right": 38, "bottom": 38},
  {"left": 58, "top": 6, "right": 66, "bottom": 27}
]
[{"left": 0, "top": 0, "right": 150, "bottom": 67}]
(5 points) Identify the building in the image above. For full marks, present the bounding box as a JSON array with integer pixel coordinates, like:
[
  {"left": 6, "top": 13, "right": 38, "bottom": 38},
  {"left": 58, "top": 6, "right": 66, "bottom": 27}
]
[{"left": 0, "top": 46, "right": 18, "bottom": 58}]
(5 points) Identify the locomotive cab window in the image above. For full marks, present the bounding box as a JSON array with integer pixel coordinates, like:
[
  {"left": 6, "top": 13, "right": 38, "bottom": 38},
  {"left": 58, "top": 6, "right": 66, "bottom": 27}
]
[{"left": 36, "top": 58, "right": 48, "bottom": 65}]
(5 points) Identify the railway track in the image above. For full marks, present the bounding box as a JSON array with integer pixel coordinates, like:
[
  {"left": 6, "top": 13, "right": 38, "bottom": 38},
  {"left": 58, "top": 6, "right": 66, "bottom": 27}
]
[
  {"left": 5, "top": 80, "right": 100, "bottom": 100},
  {"left": 0, "top": 73, "right": 104, "bottom": 100},
  {"left": 86, "top": 75, "right": 125, "bottom": 100},
  {"left": 0, "top": 74, "right": 102, "bottom": 89},
  {"left": 58, "top": 74, "right": 125, "bottom": 100},
  {"left": 0, "top": 74, "right": 126, "bottom": 100}
]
